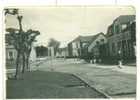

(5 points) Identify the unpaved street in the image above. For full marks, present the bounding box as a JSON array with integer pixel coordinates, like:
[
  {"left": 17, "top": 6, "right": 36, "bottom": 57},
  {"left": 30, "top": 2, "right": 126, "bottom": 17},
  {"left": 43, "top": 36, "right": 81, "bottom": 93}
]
[{"left": 31, "top": 59, "right": 136, "bottom": 98}]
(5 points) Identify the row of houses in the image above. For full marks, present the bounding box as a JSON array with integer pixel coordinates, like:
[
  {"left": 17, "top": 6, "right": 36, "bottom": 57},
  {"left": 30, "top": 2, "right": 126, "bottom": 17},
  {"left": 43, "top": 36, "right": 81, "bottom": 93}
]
[
  {"left": 67, "top": 15, "right": 136, "bottom": 61},
  {"left": 5, "top": 15, "right": 136, "bottom": 62}
]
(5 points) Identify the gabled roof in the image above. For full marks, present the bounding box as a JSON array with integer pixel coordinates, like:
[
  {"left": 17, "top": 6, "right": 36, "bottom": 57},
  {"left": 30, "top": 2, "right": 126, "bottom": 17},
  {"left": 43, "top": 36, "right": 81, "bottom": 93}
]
[
  {"left": 108, "top": 24, "right": 113, "bottom": 28},
  {"left": 80, "top": 36, "right": 93, "bottom": 42},
  {"left": 71, "top": 36, "right": 80, "bottom": 42},
  {"left": 71, "top": 35, "right": 93, "bottom": 43},
  {"left": 83, "top": 32, "right": 105, "bottom": 49},
  {"left": 114, "top": 15, "right": 135, "bottom": 24}
]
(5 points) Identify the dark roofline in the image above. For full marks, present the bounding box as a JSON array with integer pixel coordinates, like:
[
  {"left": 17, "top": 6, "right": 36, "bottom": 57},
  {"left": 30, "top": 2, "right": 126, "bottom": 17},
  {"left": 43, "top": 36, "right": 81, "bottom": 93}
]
[
  {"left": 113, "top": 15, "right": 135, "bottom": 24},
  {"left": 69, "top": 36, "right": 80, "bottom": 43},
  {"left": 6, "top": 28, "right": 19, "bottom": 32},
  {"left": 68, "top": 35, "right": 93, "bottom": 44},
  {"left": 108, "top": 24, "right": 113, "bottom": 28},
  {"left": 83, "top": 32, "right": 105, "bottom": 49},
  {"left": 106, "top": 15, "right": 135, "bottom": 36}
]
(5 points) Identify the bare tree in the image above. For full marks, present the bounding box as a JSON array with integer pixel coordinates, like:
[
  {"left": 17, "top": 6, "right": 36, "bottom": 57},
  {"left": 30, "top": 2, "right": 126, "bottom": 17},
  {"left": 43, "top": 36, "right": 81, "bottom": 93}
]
[
  {"left": 5, "top": 9, "right": 23, "bottom": 79},
  {"left": 21, "top": 29, "right": 40, "bottom": 73},
  {"left": 5, "top": 9, "right": 40, "bottom": 78}
]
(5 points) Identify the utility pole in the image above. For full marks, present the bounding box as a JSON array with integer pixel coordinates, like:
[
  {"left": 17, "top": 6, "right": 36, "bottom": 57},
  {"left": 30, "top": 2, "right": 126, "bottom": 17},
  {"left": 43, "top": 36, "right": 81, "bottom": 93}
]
[
  {"left": 50, "top": 47, "right": 54, "bottom": 71},
  {"left": 51, "top": 54, "right": 54, "bottom": 71}
]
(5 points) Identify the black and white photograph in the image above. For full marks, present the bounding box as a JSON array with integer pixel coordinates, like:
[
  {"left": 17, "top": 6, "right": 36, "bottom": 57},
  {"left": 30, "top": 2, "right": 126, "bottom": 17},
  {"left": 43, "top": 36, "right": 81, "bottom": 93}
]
[{"left": 4, "top": 6, "right": 136, "bottom": 99}]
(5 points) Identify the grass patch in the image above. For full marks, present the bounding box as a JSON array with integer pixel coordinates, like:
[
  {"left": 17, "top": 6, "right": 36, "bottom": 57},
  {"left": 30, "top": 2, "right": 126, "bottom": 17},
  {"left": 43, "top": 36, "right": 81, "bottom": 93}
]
[{"left": 6, "top": 71, "right": 104, "bottom": 99}]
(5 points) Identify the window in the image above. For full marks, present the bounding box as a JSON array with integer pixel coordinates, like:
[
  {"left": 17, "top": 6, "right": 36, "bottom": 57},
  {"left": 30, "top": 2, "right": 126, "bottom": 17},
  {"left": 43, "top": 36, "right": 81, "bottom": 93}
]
[
  {"left": 112, "top": 43, "right": 115, "bottom": 53},
  {"left": 108, "top": 27, "right": 114, "bottom": 37},
  {"left": 117, "top": 41, "right": 121, "bottom": 51},
  {"left": 96, "top": 41, "right": 99, "bottom": 44},
  {"left": 115, "top": 25, "right": 120, "bottom": 34},
  {"left": 122, "top": 24, "right": 127, "bottom": 30},
  {"left": 76, "top": 43, "right": 78, "bottom": 48},
  {"left": 73, "top": 42, "right": 79, "bottom": 48},
  {"left": 101, "top": 39, "right": 104, "bottom": 43},
  {"left": 122, "top": 24, "right": 128, "bottom": 32},
  {"left": 9, "top": 51, "right": 13, "bottom": 59}
]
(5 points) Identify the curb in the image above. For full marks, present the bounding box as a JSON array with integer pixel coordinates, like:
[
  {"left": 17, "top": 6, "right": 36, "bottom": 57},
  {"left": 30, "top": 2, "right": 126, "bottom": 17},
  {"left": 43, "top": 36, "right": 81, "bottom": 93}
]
[{"left": 73, "top": 74, "right": 112, "bottom": 99}]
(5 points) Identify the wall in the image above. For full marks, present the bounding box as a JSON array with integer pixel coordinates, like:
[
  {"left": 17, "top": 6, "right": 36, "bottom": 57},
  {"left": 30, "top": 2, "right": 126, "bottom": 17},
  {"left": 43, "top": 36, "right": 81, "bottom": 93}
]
[
  {"left": 72, "top": 42, "right": 80, "bottom": 56},
  {"left": 30, "top": 43, "right": 36, "bottom": 62},
  {"left": 107, "top": 20, "right": 135, "bottom": 59},
  {"left": 6, "top": 44, "right": 17, "bottom": 60},
  {"left": 88, "top": 34, "right": 106, "bottom": 52}
]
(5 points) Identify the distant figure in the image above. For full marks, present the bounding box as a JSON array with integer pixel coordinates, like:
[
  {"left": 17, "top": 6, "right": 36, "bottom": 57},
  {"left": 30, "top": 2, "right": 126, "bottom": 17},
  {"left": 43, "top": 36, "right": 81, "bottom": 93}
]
[
  {"left": 133, "top": 42, "right": 136, "bottom": 58},
  {"left": 118, "top": 51, "right": 122, "bottom": 69},
  {"left": 93, "top": 56, "right": 96, "bottom": 64},
  {"left": 99, "top": 58, "right": 102, "bottom": 64}
]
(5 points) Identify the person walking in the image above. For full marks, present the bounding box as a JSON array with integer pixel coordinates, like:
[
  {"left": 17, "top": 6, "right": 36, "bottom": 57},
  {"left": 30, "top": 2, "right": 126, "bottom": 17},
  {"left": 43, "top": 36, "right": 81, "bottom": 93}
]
[{"left": 118, "top": 50, "right": 122, "bottom": 69}]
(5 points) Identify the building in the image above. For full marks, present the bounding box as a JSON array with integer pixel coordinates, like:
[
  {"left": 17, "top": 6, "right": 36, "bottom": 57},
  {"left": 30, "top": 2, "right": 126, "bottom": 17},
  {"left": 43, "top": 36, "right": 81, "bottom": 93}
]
[
  {"left": 67, "top": 35, "right": 93, "bottom": 57},
  {"left": 82, "top": 32, "right": 106, "bottom": 59},
  {"left": 5, "top": 29, "right": 37, "bottom": 62},
  {"left": 6, "top": 44, "right": 17, "bottom": 61},
  {"left": 106, "top": 15, "right": 136, "bottom": 60},
  {"left": 67, "top": 32, "right": 106, "bottom": 59},
  {"left": 56, "top": 47, "right": 68, "bottom": 58},
  {"left": 5, "top": 29, "right": 19, "bottom": 60}
]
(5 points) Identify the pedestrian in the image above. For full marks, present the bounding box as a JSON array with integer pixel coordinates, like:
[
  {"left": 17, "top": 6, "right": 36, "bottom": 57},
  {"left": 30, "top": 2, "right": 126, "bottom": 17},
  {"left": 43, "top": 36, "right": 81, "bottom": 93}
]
[
  {"left": 133, "top": 42, "right": 136, "bottom": 57},
  {"left": 93, "top": 56, "right": 96, "bottom": 64},
  {"left": 118, "top": 50, "right": 122, "bottom": 69},
  {"left": 99, "top": 58, "right": 102, "bottom": 64}
]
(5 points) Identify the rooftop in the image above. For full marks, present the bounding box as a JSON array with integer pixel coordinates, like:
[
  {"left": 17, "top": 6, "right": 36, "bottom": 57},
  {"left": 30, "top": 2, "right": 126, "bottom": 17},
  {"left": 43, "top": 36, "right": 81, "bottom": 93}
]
[
  {"left": 83, "top": 32, "right": 105, "bottom": 49},
  {"left": 71, "top": 35, "right": 93, "bottom": 43},
  {"left": 115, "top": 15, "right": 135, "bottom": 24}
]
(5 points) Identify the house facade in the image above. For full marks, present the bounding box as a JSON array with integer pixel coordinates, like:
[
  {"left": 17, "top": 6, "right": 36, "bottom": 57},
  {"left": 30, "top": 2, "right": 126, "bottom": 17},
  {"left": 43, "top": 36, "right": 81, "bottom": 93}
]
[
  {"left": 56, "top": 47, "right": 68, "bottom": 58},
  {"left": 67, "top": 33, "right": 106, "bottom": 59},
  {"left": 5, "top": 30, "right": 37, "bottom": 62},
  {"left": 106, "top": 15, "right": 136, "bottom": 60},
  {"left": 6, "top": 44, "right": 17, "bottom": 60},
  {"left": 82, "top": 32, "right": 106, "bottom": 59},
  {"left": 67, "top": 36, "right": 93, "bottom": 57}
]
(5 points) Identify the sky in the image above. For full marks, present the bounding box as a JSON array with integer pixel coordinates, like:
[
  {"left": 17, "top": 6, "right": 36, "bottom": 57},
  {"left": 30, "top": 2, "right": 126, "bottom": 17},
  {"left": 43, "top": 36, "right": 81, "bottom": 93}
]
[{"left": 5, "top": 6, "right": 135, "bottom": 47}]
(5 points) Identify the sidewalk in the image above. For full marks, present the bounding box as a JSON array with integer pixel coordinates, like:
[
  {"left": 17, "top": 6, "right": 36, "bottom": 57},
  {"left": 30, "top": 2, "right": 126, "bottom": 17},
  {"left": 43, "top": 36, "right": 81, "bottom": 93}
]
[
  {"left": 88, "top": 63, "right": 136, "bottom": 74},
  {"left": 74, "top": 62, "right": 136, "bottom": 98},
  {"left": 37, "top": 59, "right": 136, "bottom": 98}
]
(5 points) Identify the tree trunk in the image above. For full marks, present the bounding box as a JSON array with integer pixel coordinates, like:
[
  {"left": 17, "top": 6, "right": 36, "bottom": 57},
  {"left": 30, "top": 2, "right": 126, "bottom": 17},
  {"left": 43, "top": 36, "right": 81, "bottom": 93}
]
[
  {"left": 15, "top": 53, "right": 20, "bottom": 79},
  {"left": 26, "top": 55, "right": 30, "bottom": 69},
  {"left": 22, "top": 55, "right": 26, "bottom": 73}
]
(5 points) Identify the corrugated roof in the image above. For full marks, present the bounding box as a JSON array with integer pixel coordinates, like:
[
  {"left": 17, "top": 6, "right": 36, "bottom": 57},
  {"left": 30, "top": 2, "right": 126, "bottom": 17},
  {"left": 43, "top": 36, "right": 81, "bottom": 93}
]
[
  {"left": 115, "top": 15, "right": 135, "bottom": 24},
  {"left": 83, "top": 32, "right": 105, "bottom": 49}
]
